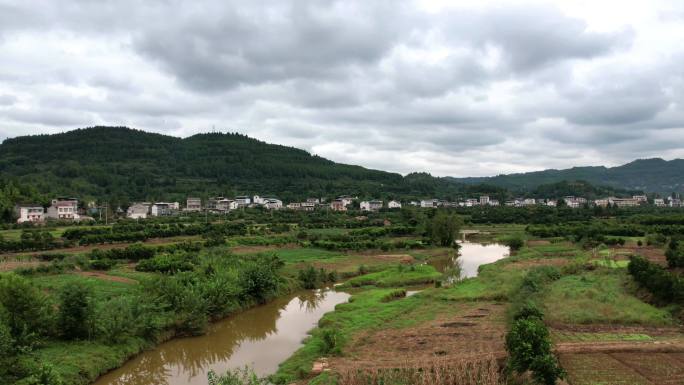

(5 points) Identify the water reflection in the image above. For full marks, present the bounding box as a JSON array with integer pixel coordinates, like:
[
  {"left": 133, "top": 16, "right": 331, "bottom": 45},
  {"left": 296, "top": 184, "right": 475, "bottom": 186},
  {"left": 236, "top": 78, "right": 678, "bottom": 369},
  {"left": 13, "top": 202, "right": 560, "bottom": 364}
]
[
  {"left": 430, "top": 241, "right": 509, "bottom": 284},
  {"left": 94, "top": 289, "right": 350, "bottom": 385}
]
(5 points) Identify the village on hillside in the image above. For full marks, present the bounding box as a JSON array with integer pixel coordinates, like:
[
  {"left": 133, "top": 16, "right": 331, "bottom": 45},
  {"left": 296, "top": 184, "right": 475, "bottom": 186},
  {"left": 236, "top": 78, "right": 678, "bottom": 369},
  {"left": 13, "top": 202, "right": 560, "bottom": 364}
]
[{"left": 13, "top": 193, "right": 684, "bottom": 224}]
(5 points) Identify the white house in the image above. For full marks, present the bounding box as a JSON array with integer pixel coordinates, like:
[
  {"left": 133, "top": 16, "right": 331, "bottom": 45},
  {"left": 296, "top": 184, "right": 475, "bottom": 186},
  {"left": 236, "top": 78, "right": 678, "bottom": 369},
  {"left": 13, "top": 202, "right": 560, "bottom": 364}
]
[
  {"left": 488, "top": 199, "right": 500, "bottom": 206},
  {"left": 127, "top": 203, "right": 150, "bottom": 219},
  {"left": 654, "top": 198, "right": 666, "bottom": 207},
  {"left": 263, "top": 198, "right": 283, "bottom": 210},
  {"left": 301, "top": 202, "right": 316, "bottom": 211},
  {"left": 330, "top": 199, "right": 347, "bottom": 211},
  {"left": 15, "top": 205, "right": 45, "bottom": 223},
  {"left": 523, "top": 198, "right": 536, "bottom": 206},
  {"left": 253, "top": 195, "right": 265, "bottom": 205},
  {"left": 465, "top": 199, "right": 478, "bottom": 207},
  {"left": 388, "top": 200, "right": 402, "bottom": 209},
  {"left": 479, "top": 196, "right": 490, "bottom": 205},
  {"left": 546, "top": 200, "right": 557, "bottom": 207},
  {"left": 420, "top": 199, "right": 438, "bottom": 208},
  {"left": 337, "top": 196, "right": 354, "bottom": 207},
  {"left": 633, "top": 195, "right": 648, "bottom": 203},
  {"left": 186, "top": 197, "right": 202, "bottom": 211},
  {"left": 47, "top": 198, "right": 79, "bottom": 220},
  {"left": 151, "top": 202, "right": 173, "bottom": 217},
  {"left": 360, "top": 200, "right": 383, "bottom": 212},
  {"left": 235, "top": 196, "right": 251, "bottom": 206}
]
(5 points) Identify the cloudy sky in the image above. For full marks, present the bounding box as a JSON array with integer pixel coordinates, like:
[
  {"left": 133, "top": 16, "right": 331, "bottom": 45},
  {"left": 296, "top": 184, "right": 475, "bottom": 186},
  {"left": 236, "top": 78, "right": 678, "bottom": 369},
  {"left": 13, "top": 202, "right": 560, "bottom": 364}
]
[{"left": 1, "top": 0, "right": 683, "bottom": 177}]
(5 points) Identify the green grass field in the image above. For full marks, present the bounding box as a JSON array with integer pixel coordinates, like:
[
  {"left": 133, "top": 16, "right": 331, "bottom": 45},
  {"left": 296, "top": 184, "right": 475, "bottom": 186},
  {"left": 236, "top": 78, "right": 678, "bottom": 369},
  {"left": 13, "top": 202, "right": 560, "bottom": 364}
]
[
  {"left": 342, "top": 264, "right": 442, "bottom": 288},
  {"left": 542, "top": 269, "right": 675, "bottom": 326}
]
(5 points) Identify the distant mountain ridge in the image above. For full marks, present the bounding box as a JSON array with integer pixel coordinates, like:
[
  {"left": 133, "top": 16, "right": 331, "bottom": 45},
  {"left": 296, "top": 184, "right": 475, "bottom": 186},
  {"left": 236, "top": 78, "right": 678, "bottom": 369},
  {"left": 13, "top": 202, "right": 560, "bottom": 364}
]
[
  {"left": 0, "top": 126, "right": 480, "bottom": 204},
  {"left": 449, "top": 158, "right": 684, "bottom": 194}
]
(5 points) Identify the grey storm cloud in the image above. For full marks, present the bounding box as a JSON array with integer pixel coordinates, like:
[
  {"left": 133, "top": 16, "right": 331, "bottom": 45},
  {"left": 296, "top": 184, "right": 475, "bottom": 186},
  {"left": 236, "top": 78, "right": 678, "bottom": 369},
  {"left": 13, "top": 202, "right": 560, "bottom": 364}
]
[{"left": 0, "top": 0, "right": 683, "bottom": 176}]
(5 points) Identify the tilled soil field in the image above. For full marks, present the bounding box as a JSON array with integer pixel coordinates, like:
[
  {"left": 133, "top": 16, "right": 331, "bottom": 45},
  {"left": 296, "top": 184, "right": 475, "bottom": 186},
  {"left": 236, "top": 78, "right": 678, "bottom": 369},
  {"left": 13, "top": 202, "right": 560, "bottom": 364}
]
[{"left": 330, "top": 301, "right": 507, "bottom": 372}]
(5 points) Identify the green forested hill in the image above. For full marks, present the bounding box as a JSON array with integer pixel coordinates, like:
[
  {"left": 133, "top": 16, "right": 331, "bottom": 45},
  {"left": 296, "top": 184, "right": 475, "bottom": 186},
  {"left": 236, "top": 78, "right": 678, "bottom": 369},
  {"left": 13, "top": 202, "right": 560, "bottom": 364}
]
[
  {"left": 450, "top": 158, "right": 684, "bottom": 194},
  {"left": 0, "top": 126, "right": 478, "bottom": 207}
]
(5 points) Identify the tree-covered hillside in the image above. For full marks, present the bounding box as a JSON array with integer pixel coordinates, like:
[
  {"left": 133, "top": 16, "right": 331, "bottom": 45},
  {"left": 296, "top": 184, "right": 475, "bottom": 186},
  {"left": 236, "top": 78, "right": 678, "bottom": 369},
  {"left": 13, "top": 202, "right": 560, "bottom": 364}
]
[
  {"left": 451, "top": 158, "right": 684, "bottom": 194},
  {"left": 0, "top": 127, "right": 476, "bottom": 207}
]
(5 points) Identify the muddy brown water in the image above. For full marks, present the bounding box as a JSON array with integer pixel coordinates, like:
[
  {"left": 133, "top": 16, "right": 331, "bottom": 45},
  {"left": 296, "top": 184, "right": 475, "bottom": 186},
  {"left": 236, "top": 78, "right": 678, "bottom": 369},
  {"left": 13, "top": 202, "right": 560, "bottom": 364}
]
[
  {"left": 93, "top": 289, "right": 350, "bottom": 385},
  {"left": 430, "top": 241, "right": 509, "bottom": 281}
]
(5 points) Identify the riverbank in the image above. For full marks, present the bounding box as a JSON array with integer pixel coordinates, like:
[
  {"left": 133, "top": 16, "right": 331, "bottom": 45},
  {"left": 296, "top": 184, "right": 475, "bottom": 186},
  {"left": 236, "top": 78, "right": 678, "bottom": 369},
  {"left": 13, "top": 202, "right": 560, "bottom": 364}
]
[{"left": 272, "top": 239, "right": 684, "bottom": 385}]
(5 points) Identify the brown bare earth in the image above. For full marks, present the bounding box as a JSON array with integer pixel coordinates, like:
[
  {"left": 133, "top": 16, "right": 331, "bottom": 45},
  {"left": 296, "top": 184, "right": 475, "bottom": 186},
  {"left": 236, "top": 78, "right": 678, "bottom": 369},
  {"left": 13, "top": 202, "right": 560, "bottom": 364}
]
[
  {"left": 527, "top": 240, "right": 551, "bottom": 246},
  {"left": 74, "top": 271, "right": 138, "bottom": 284},
  {"left": 609, "top": 246, "right": 667, "bottom": 265},
  {"left": 560, "top": 352, "right": 684, "bottom": 385},
  {"left": 330, "top": 302, "right": 507, "bottom": 372}
]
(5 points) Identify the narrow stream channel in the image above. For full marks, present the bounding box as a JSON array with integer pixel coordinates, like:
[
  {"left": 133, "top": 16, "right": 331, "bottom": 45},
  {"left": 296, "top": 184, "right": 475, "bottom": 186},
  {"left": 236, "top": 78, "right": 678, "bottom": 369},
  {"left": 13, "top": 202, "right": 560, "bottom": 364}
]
[{"left": 93, "top": 289, "right": 350, "bottom": 385}]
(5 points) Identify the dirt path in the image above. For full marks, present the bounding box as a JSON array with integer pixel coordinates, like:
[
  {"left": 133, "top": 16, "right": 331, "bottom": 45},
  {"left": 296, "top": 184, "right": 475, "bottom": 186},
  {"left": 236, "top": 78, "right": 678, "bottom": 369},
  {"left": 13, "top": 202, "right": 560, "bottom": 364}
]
[{"left": 0, "top": 236, "right": 200, "bottom": 261}]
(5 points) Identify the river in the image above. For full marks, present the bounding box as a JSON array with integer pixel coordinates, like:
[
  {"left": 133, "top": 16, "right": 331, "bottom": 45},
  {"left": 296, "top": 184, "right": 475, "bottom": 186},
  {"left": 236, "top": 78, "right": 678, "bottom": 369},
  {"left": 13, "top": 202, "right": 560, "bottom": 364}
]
[
  {"left": 429, "top": 241, "right": 509, "bottom": 282},
  {"left": 93, "top": 289, "right": 350, "bottom": 385},
  {"left": 93, "top": 241, "right": 507, "bottom": 385}
]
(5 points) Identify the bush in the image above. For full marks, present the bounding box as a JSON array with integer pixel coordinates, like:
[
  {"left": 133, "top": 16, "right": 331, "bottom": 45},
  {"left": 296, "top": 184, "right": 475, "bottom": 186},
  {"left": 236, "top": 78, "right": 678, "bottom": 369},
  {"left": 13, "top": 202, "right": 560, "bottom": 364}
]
[
  {"left": 208, "top": 367, "right": 267, "bottom": 385},
  {"left": 506, "top": 317, "right": 564, "bottom": 385},
  {"left": 57, "top": 282, "right": 95, "bottom": 340},
  {"left": 503, "top": 236, "right": 525, "bottom": 251},
  {"left": 89, "top": 258, "right": 116, "bottom": 270},
  {"left": 0, "top": 273, "right": 52, "bottom": 347},
  {"left": 320, "top": 329, "right": 342, "bottom": 355}
]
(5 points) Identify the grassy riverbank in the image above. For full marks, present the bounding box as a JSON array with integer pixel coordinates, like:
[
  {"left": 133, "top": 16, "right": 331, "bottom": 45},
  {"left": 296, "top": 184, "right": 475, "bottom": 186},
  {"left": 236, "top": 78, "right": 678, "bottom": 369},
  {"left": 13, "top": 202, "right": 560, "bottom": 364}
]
[{"left": 272, "top": 237, "right": 683, "bottom": 385}]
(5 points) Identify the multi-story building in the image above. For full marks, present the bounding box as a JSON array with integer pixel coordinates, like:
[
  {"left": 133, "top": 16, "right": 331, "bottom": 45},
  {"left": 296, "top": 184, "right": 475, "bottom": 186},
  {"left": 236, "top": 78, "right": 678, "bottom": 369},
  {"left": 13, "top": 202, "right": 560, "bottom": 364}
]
[
  {"left": 151, "top": 202, "right": 172, "bottom": 217},
  {"left": 388, "top": 200, "right": 402, "bottom": 209},
  {"left": 609, "top": 197, "right": 640, "bottom": 207},
  {"left": 654, "top": 198, "right": 666, "bottom": 207},
  {"left": 235, "top": 196, "right": 251, "bottom": 207},
  {"left": 127, "top": 203, "right": 150, "bottom": 219},
  {"left": 479, "top": 196, "right": 490, "bottom": 205},
  {"left": 360, "top": 200, "right": 383, "bottom": 212},
  {"left": 263, "top": 198, "right": 283, "bottom": 210},
  {"left": 46, "top": 198, "right": 80, "bottom": 220},
  {"left": 15, "top": 204, "right": 45, "bottom": 223},
  {"left": 186, "top": 197, "right": 202, "bottom": 211},
  {"left": 330, "top": 199, "right": 348, "bottom": 211}
]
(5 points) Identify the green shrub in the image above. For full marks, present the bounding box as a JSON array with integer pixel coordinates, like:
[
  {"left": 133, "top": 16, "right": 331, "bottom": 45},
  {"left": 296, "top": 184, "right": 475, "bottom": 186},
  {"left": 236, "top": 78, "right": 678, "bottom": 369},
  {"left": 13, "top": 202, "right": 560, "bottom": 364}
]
[
  {"left": 57, "top": 282, "right": 95, "bottom": 340},
  {"left": 320, "top": 329, "right": 342, "bottom": 355},
  {"left": 0, "top": 273, "right": 52, "bottom": 347}
]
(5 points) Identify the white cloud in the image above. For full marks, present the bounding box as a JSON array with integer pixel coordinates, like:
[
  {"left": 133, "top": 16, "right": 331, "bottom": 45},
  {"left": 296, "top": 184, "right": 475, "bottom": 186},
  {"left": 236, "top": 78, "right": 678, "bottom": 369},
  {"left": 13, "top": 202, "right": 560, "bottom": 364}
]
[{"left": 0, "top": 0, "right": 683, "bottom": 176}]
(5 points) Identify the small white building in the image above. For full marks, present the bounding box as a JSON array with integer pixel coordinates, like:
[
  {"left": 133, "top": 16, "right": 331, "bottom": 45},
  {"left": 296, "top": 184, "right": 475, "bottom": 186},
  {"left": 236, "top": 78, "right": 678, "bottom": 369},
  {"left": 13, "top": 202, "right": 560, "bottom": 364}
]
[
  {"left": 465, "top": 199, "right": 478, "bottom": 207},
  {"left": 523, "top": 198, "right": 536, "bottom": 206},
  {"left": 15, "top": 205, "right": 45, "bottom": 223},
  {"left": 420, "top": 199, "right": 438, "bottom": 208},
  {"left": 186, "top": 198, "right": 202, "bottom": 212},
  {"left": 127, "top": 203, "right": 150, "bottom": 219},
  {"left": 594, "top": 199, "right": 610, "bottom": 207},
  {"left": 287, "top": 202, "right": 301, "bottom": 210},
  {"left": 253, "top": 195, "right": 265, "bottom": 205},
  {"left": 47, "top": 198, "right": 80, "bottom": 220},
  {"left": 235, "top": 196, "right": 251, "bottom": 207},
  {"left": 263, "top": 198, "right": 283, "bottom": 210},
  {"left": 301, "top": 202, "right": 316, "bottom": 211},
  {"left": 654, "top": 198, "right": 666, "bottom": 207},
  {"left": 330, "top": 199, "right": 348, "bottom": 211},
  {"left": 151, "top": 202, "right": 172, "bottom": 217},
  {"left": 388, "top": 200, "right": 402, "bottom": 209},
  {"left": 633, "top": 195, "right": 648, "bottom": 203},
  {"left": 360, "top": 200, "right": 383, "bottom": 212},
  {"left": 488, "top": 199, "right": 500, "bottom": 206},
  {"left": 479, "top": 196, "right": 490, "bottom": 205}
]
